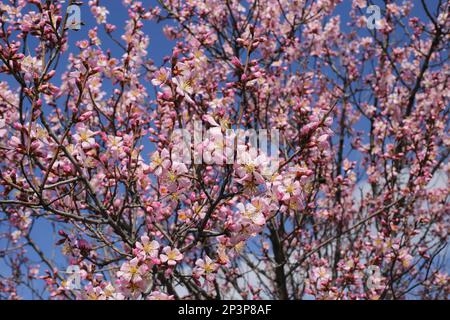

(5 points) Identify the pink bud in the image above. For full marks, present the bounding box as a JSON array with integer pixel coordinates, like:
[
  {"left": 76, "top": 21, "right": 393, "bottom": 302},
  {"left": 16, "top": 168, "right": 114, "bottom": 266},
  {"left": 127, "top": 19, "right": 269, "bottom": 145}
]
[
  {"left": 79, "top": 111, "right": 93, "bottom": 122},
  {"left": 231, "top": 56, "right": 242, "bottom": 68}
]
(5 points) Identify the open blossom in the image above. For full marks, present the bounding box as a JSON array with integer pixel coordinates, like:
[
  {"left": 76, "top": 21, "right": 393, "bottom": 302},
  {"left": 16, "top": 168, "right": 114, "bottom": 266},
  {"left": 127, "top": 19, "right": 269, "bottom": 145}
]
[
  {"left": 84, "top": 284, "right": 124, "bottom": 300},
  {"left": 151, "top": 68, "right": 170, "bottom": 86},
  {"left": 275, "top": 176, "right": 303, "bottom": 202},
  {"left": 311, "top": 266, "right": 332, "bottom": 290},
  {"left": 107, "top": 135, "right": 123, "bottom": 156},
  {"left": 217, "top": 245, "right": 230, "bottom": 266},
  {"left": 135, "top": 236, "right": 160, "bottom": 260},
  {"left": 173, "top": 74, "right": 194, "bottom": 96},
  {"left": 161, "top": 161, "right": 191, "bottom": 193},
  {"left": 201, "top": 127, "right": 225, "bottom": 164},
  {"left": 235, "top": 150, "right": 267, "bottom": 185},
  {"left": 11, "top": 230, "right": 21, "bottom": 243},
  {"left": 433, "top": 273, "right": 449, "bottom": 287},
  {"left": 73, "top": 125, "right": 96, "bottom": 149},
  {"left": 117, "top": 258, "right": 148, "bottom": 284},
  {"left": 159, "top": 247, "right": 183, "bottom": 266},
  {"left": 148, "top": 291, "right": 174, "bottom": 300},
  {"left": 236, "top": 202, "right": 266, "bottom": 226},
  {"left": 20, "top": 55, "right": 42, "bottom": 80},
  {"left": 0, "top": 118, "right": 7, "bottom": 138},
  {"left": 92, "top": 5, "right": 109, "bottom": 24},
  {"left": 194, "top": 256, "right": 218, "bottom": 281},
  {"left": 367, "top": 268, "right": 384, "bottom": 292},
  {"left": 399, "top": 249, "right": 414, "bottom": 268},
  {"left": 149, "top": 148, "right": 171, "bottom": 176}
]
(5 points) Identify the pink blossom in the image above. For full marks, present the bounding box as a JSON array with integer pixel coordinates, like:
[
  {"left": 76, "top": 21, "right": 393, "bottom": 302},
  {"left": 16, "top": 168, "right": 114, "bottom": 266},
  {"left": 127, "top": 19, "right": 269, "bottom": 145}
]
[
  {"left": 73, "top": 125, "right": 96, "bottom": 149},
  {"left": 149, "top": 149, "right": 171, "bottom": 176},
  {"left": 147, "top": 291, "right": 174, "bottom": 300},
  {"left": 194, "top": 255, "right": 218, "bottom": 281},
  {"left": 173, "top": 74, "right": 194, "bottom": 97},
  {"left": 117, "top": 258, "right": 148, "bottom": 284},
  {"left": 135, "top": 236, "right": 160, "bottom": 260},
  {"left": 159, "top": 247, "right": 183, "bottom": 266},
  {"left": 151, "top": 68, "right": 170, "bottom": 87},
  {"left": 236, "top": 202, "right": 266, "bottom": 226}
]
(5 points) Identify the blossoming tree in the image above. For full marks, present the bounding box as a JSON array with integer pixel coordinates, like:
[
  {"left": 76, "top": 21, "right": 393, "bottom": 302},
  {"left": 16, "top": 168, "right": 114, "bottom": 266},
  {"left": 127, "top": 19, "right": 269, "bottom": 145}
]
[{"left": 0, "top": 0, "right": 448, "bottom": 300}]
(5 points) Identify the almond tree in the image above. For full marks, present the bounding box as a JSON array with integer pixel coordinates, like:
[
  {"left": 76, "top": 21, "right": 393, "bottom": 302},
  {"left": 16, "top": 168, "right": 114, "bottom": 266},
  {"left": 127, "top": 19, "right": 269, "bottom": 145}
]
[{"left": 0, "top": 0, "right": 448, "bottom": 300}]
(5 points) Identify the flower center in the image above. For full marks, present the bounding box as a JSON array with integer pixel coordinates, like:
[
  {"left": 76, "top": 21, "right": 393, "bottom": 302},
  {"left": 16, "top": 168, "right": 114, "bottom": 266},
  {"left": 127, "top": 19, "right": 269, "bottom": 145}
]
[
  {"left": 286, "top": 184, "right": 294, "bottom": 193},
  {"left": 167, "top": 251, "right": 177, "bottom": 260},
  {"left": 182, "top": 79, "right": 192, "bottom": 91},
  {"left": 168, "top": 171, "right": 177, "bottom": 182},
  {"left": 204, "top": 263, "right": 214, "bottom": 273},
  {"left": 129, "top": 266, "right": 138, "bottom": 275},
  {"left": 245, "top": 163, "right": 255, "bottom": 173},
  {"left": 80, "top": 131, "right": 89, "bottom": 142},
  {"left": 144, "top": 243, "right": 154, "bottom": 253}
]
